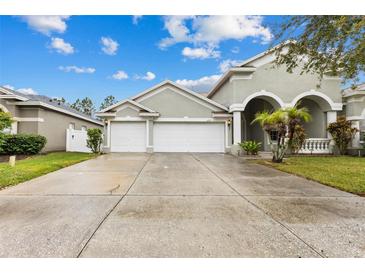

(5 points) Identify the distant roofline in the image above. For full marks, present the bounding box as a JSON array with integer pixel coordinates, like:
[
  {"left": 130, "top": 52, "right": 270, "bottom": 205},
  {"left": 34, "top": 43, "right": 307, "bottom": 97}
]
[{"left": 1, "top": 86, "right": 103, "bottom": 126}]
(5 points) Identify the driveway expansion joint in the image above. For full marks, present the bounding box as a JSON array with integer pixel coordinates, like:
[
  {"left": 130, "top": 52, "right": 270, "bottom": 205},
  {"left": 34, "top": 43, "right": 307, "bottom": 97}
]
[
  {"left": 76, "top": 154, "right": 153, "bottom": 258},
  {"left": 190, "top": 153, "right": 325, "bottom": 258}
]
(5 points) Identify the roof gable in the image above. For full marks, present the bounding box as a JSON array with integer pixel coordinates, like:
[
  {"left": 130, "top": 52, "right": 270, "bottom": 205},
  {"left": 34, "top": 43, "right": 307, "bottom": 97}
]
[
  {"left": 132, "top": 80, "right": 228, "bottom": 111},
  {"left": 98, "top": 99, "right": 157, "bottom": 113}
]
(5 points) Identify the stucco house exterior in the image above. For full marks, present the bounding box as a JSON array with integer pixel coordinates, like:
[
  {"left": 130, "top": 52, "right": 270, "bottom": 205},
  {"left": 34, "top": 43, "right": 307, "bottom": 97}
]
[
  {"left": 0, "top": 86, "right": 103, "bottom": 152},
  {"left": 97, "top": 48, "right": 364, "bottom": 155}
]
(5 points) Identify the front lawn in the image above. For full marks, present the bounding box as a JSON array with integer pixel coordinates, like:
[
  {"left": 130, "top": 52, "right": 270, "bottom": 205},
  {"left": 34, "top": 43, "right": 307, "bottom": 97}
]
[
  {"left": 0, "top": 152, "right": 97, "bottom": 189},
  {"left": 256, "top": 156, "right": 365, "bottom": 195}
]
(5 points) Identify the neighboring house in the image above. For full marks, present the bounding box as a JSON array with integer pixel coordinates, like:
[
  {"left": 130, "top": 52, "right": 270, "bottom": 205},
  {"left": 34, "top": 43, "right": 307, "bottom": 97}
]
[
  {"left": 98, "top": 48, "right": 364, "bottom": 154},
  {"left": 0, "top": 86, "right": 103, "bottom": 152}
]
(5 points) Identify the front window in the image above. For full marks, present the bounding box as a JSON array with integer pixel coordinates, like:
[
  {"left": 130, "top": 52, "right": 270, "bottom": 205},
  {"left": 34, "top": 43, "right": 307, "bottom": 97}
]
[{"left": 269, "top": 130, "right": 278, "bottom": 141}]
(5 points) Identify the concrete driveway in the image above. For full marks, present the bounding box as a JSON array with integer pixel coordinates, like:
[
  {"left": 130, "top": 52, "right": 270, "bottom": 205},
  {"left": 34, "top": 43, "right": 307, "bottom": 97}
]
[{"left": 0, "top": 153, "right": 364, "bottom": 257}]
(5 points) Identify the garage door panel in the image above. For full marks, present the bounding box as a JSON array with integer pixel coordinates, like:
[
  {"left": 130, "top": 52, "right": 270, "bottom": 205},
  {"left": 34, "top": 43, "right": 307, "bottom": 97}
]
[
  {"left": 154, "top": 123, "right": 224, "bottom": 152},
  {"left": 111, "top": 122, "right": 146, "bottom": 152}
]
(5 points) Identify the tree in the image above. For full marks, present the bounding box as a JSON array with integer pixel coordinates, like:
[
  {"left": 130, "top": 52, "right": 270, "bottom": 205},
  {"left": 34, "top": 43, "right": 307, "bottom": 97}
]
[
  {"left": 252, "top": 106, "right": 311, "bottom": 162},
  {"left": 100, "top": 95, "right": 117, "bottom": 110},
  {"left": 327, "top": 116, "right": 358, "bottom": 155},
  {"left": 71, "top": 97, "right": 95, "bottom": 116},
  {"left": 285, "top": 104, "right": 311, "bottom": 151},
  {"left": 86, "top": 128, "right": 103, "bottom": 153},
  {"left": 273, "top": 16, "right": 365, "bottom": 84},
  {"left": 0, "top": 111, "right": 13, "bottom": 131}
]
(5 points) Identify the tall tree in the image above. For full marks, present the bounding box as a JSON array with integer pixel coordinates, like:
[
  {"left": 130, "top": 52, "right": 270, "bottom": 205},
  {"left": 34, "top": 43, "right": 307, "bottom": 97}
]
[
  {"left": 273, "top": 16, "right": 365, "bottom": 84},
  {"left": 100, "top": 95, "right": 117, "bottom": 110},
  {"left": 71, "top": 97, "right": 95, "bottom": 116}
]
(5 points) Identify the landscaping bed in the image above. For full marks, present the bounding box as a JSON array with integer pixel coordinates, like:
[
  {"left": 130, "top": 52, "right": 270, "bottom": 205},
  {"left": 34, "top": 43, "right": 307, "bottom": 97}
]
[
  {"left": 0, "top": 152, "right": 97, "bottom": 190},
  {"left": 255, "top": 156, "right": 365, "bottom": 195}
]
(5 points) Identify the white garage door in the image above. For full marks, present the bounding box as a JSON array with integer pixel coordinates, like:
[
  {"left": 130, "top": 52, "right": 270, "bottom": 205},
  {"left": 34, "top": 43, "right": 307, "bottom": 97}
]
[
  {"left": 154, "top": 122, "right": 225, "bottom": 152},
  {"left": 111, "top": 122, "right": 146, "bottom": 152}
]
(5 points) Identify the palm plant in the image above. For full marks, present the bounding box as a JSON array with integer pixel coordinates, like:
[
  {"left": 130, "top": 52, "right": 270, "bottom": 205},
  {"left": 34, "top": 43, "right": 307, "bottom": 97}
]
[{"left": 252, "top": 106, "right": 311, "bottom": 163}]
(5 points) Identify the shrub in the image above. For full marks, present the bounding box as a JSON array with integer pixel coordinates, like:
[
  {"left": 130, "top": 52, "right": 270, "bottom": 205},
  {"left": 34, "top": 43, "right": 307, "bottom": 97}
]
[
  {"left": 86, "top": 128, "right": 103, "bottom": 153},
  {"left": 239, "top": 140, "right": 261, "bottom": 155},
  {"left": 327, "top": 116, "right": 358, "bottom": 155},
  {"left": 1, "top": 134, "right": 47, "bottom": 155},
  {"left": 0, "top": 111, "right": 13, "bottom": 131},
  {"left": 288, "top": 124, "right": 307, "bottom": 154}
]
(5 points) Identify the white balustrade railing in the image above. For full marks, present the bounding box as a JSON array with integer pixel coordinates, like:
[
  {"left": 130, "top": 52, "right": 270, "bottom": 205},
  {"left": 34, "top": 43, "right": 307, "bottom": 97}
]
[{"left": 298, "top": 138, "right": 331, "bottom": 154}]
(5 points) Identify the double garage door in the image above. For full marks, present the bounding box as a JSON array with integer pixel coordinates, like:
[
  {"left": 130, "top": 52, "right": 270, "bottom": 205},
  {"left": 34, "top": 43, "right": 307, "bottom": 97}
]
[{"left": 110, "top": 122, "right": 225, "bottom": 152}]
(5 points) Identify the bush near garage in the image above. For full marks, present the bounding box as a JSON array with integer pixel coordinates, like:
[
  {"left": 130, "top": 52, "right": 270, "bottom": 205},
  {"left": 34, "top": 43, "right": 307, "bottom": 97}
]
[
  {"left": 86, "top": 128, "right": 103, "bottom": 153},
  {"left": 1, "top": 134, "right": 47, "bottom": 155}
]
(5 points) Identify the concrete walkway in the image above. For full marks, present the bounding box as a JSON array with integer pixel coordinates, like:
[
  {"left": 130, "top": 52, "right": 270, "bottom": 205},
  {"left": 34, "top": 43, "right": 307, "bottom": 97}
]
[{"left": 0, "top": 153, "right": 364, "bottom": 257}]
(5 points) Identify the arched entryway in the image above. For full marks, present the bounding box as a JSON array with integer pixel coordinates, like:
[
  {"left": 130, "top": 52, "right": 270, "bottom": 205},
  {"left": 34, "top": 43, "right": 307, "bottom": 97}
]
[{"left": 242, "top": 93, "right": 284, "bottom": 151}]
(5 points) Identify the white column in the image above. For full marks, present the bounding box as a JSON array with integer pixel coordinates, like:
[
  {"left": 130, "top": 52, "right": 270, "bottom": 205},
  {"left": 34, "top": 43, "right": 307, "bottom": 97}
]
[
  {"left": 233, "top": 111, "right": 242, "bottom": 145},
  {"left": 107, "top": 120, "right": 111, "bottom": 148},
  {"left": 326, "top": 111, "right": 337, "bottom": 139},
  {"left": 10, "top": 121, "right": 18, "bottom": 134},
  {"left": 352, "top": 120, "right": 360, "bottom": 148}
]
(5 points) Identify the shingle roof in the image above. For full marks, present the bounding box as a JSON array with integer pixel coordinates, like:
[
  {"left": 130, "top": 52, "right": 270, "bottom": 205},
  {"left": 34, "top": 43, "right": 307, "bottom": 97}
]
[{"left": 1, "top": 86, "right": 102, "bottom": 125}]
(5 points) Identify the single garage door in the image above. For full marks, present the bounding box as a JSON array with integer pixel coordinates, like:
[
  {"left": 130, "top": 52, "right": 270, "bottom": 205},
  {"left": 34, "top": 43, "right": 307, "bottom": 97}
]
[
  {"left": 154, "top": 122, "right": 225, "bottom": 152},
  {"left": 110, "top": 122, "right": 146, "bottom": 152}
]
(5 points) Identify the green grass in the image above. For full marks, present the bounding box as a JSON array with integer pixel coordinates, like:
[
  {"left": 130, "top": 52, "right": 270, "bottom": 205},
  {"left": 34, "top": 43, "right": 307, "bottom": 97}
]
[
  {"left": 0, "top": 152, "right": 97, "bottom": 189},
  {"left": 256, "top": 156, "right": 365, "bottom": 195}
]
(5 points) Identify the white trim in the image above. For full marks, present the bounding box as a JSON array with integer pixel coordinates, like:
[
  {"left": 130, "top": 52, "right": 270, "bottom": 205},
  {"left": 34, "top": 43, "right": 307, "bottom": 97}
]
[
  {"left": 0, "top": 103, "right": 9, "bottom": 112},
  {"left": 233, "top": 111, "right": 241, "bottom": 145},
  {"left": 0, "top": 94, "right": 28, "bottom": 101},
  {"left": 13, "top": 117, "right": 44, "bottom": 122},
  {"left": 111, "top": 117, "right": 146, "bottom": 121},
  {"left": 229, "top": 75, "right": 253, "bottom": 82},
  {"left": 95, "top": 112, "right": 116, "bottom": 117},
  {"left": 346, "top": 116, "right": 364, "bottom": 121},
  {"left": 212, "top": 113, "right": 233, "bottom": 118},
  {"left": 146, "top": 120, "right": 149, "bottom": 147},
  {"left": 154, "top": 117, "right": 225, "bottom": 123},
  {"left": 132, "top": 80, "right": 228, "bottom": 111},
  {"left": 107, "top": 120, "right": 111, "bottom": 148},
  {"left": 99, "top": 99, "right": 156, "bottom": 113},
  {"left": 241, "top": 90, "right": 285, "bottom": 110},
  {"left": 15, "top": 101, "right": 103, "bottom": 125},
  {"left": 139, "top": 112, "right": 160, "bottom": 117},
  {"left": 290, "top": 90, "right": 343, "bottom": 111},
  {"left": 225, "top": 120, "right": 229, "bottom": 148}
]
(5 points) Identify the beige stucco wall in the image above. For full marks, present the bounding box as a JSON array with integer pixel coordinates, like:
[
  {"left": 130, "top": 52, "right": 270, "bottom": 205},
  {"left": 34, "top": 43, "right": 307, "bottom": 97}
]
[
  {"left": 115, "top": 106, "right": 139, "bottom": 117},
  {"left": 137, "top": 88, "right": 216, "bottom": 118},
  {"left": 211, "top": 63, "right": 342, "bottom": 107},
  {"left": 345, "top": 95, "right": 365, "bottom": 118},
  {"left": 34, "top": 108, "right": 102, "bottom": 152}
]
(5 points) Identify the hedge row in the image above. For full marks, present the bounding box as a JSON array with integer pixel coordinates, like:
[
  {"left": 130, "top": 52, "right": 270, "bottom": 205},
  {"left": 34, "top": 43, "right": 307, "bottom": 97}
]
[{"left": 0, "top": 133, "right": 47, "bottom": 155}]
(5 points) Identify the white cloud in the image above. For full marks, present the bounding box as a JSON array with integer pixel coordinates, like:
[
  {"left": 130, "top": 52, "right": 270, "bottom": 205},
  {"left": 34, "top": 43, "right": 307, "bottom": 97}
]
[
  {"left": 17, "top": 88, "right": 38, "bottom": 95},
  {"left": 231, "top": 47, "right": 240, "bottom": 54},
  {"left": 3, "top": 84, "right": 14, "bottom": 90},
  {"left": 2, "top": 84, "right": 38, "bottom": 95},
  {"left": 20, "top": 16, "right": 70, "bottom": 36},
  {"left": 135, "top": 71, "right": 156, "bottom": 81},
  {"left": 58, "top": 66, "right": 95, "bottom": 74},
  {"left": 159, "top": 16, "right": 273, "bottom": 50},
  {"left": 132, "top": 16, "right": 142, "bottom": 25},
  {"left": 176, "top": 74, "right": 221, "bottom": 92},
  {"left": 50, "top": 37, "right": 74, "bottom": 55},
  {"left": 218, "top": 59, "right": 243, "bottom": 73},
  {"left": 112, "top": 70, "right": 128, "bottom": 80},
  {"left": 182, "top": 47, "right": 220, "bottom": 59},
  {"left": 101, "top": 37, "right": 119, "bottom": 55}
]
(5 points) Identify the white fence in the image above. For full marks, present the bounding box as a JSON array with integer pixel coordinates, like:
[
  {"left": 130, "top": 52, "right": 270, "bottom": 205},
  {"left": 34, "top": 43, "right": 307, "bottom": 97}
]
[
  {"left": 66, "top": 129, "right": 92, "bottom": 153},
  {"left": 298, "top": 138, "right": 331, "bottom": 154}
]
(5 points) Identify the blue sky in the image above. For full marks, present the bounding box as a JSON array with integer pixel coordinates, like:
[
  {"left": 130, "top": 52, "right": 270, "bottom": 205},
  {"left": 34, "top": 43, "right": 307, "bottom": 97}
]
[{"left": 1, "top": 15, "right": 283, "bottom": 107}]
